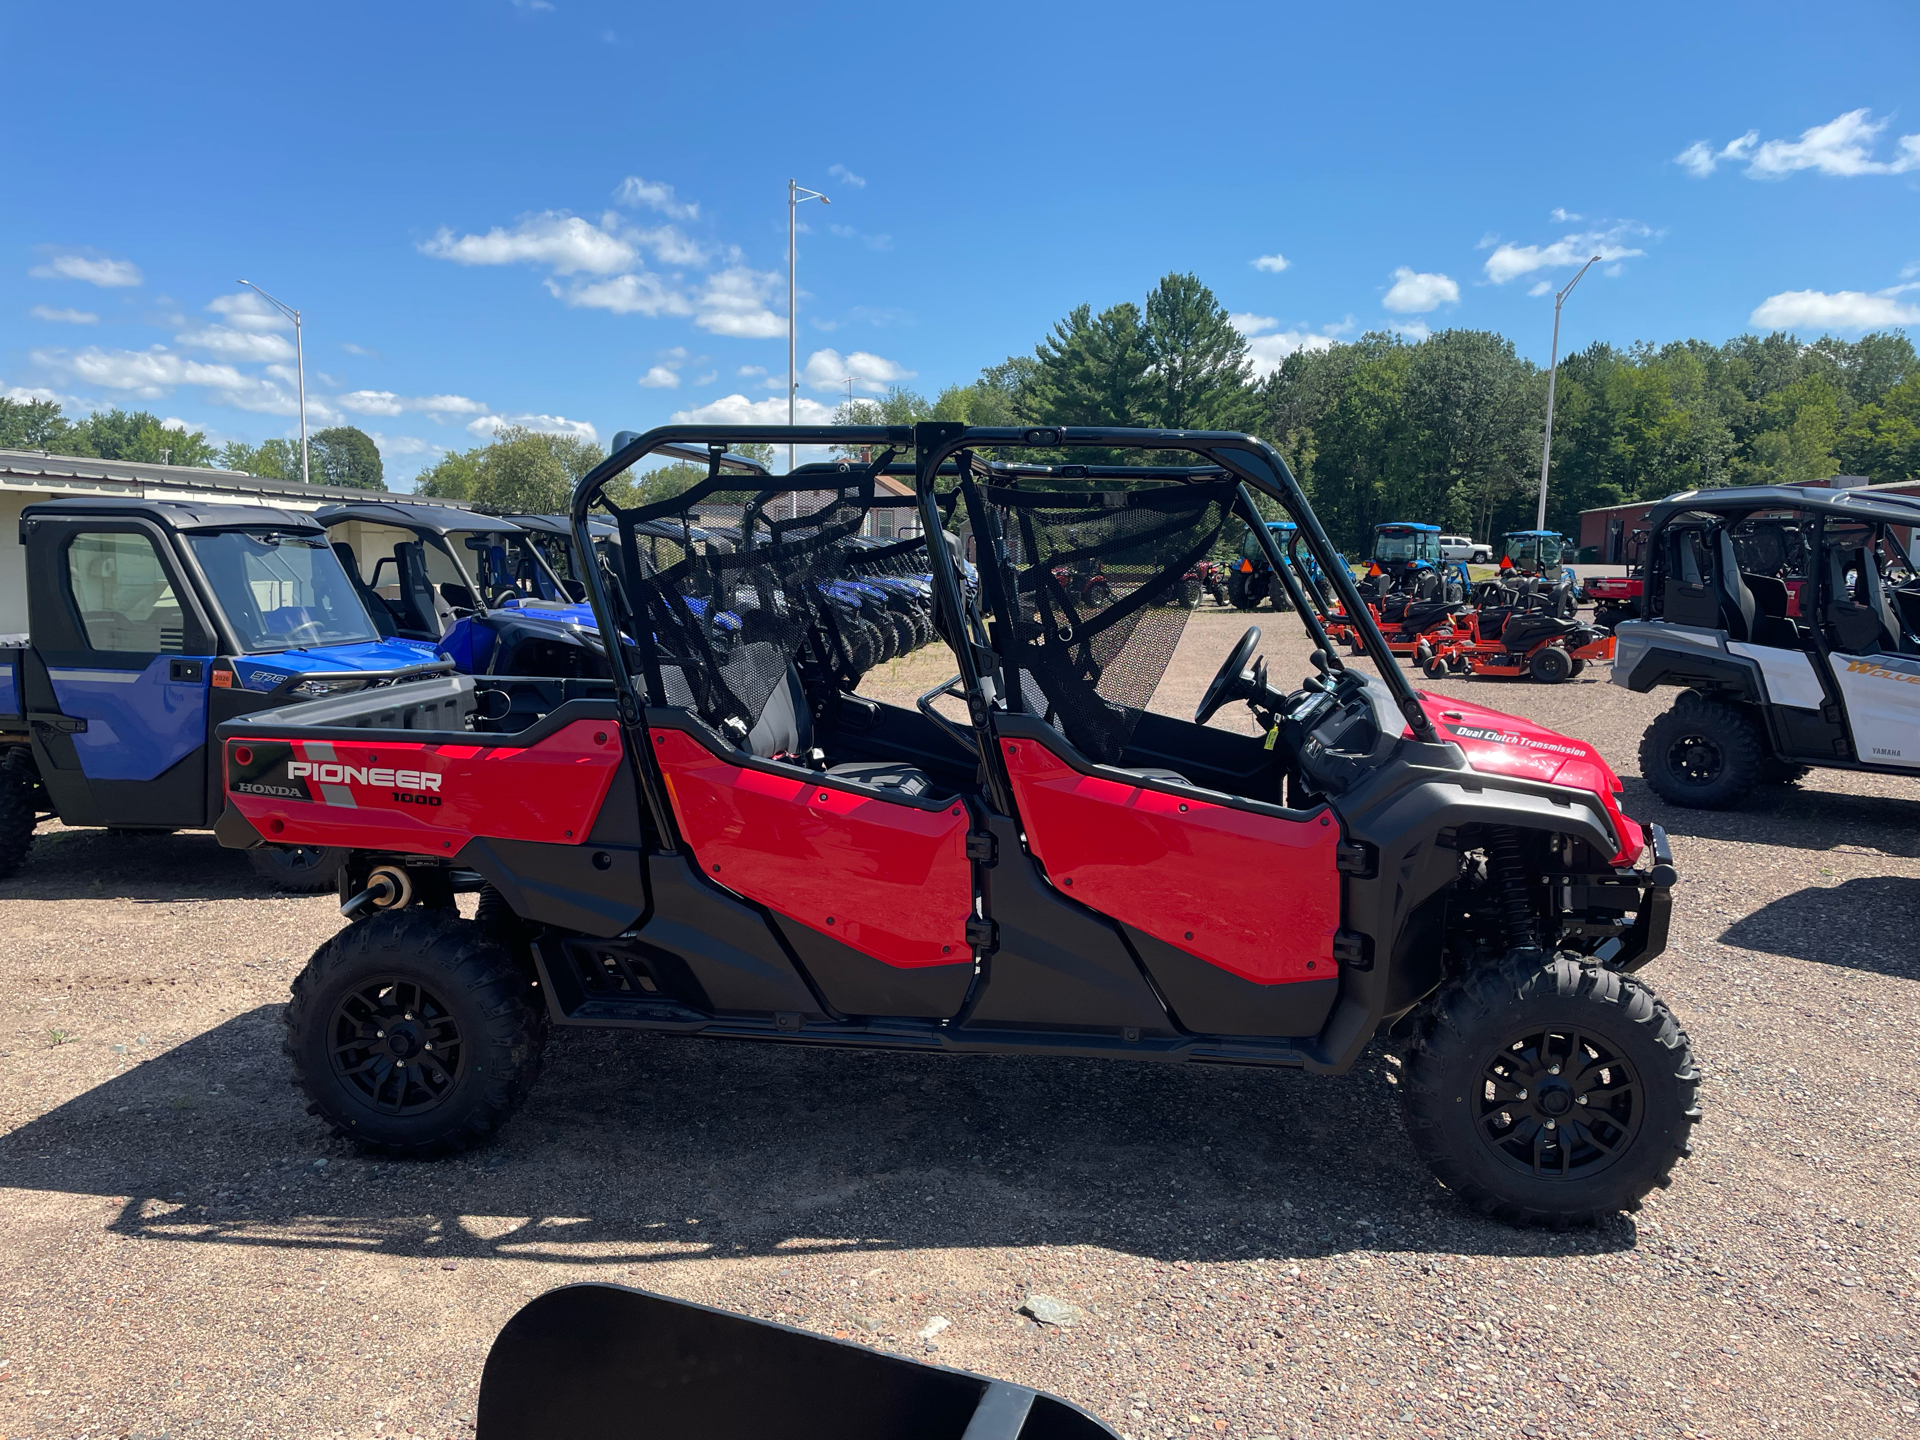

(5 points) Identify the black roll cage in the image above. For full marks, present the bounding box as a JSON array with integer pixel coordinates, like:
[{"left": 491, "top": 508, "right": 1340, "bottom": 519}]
[{"left": 570, "top": 424, "right": 1429, "bottom": 851}]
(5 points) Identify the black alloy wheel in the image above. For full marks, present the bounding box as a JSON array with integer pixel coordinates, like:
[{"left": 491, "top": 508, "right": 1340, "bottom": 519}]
[
  {"left": 1639, "top": 694, "right": 1764, "bottom": 809},
  {"left": 286, "top": 910, "right": 548, "bottom": 1156},
  {"left": 328, "top": 976, "right": 464, "bottom": 1117},
  {"left": 1401, "top": 953, "right": 1698, "bottom": 1226},
  {"left": 1474, "top": 1025, "right": 1640, "bottom": 1182}
]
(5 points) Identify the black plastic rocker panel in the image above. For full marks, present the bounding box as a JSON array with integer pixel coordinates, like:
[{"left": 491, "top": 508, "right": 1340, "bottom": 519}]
[
  {"left": 1121, "top": 924, "right": 1338, "bottom": 1038},
  {"left": 959, "top": 814, "right": 1177, "bottom": 1037},
  {"left": 770, "top": 915, "right": 975, "bottom": 1019}
]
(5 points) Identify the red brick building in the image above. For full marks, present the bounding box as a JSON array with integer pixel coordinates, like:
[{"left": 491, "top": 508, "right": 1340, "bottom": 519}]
[{"left": 1578, "top": 476, "right": 1920, "bottom": 562}]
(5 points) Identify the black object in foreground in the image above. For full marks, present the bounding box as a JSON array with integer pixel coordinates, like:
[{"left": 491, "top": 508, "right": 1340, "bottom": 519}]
[{"left": 477, "top": 1282, "right": 1119, "bottom": 1440}]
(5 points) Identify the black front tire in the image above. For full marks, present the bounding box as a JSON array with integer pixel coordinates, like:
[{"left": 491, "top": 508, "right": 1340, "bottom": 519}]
[
  {"left": 249, "top": 843, "right": 350, "bottom": 892},
  {"left": 1401, "top": 953, "right": 1699, "bottom": 1227},
  {"left": 0, "top": 750, "right": 38, "bottom": 881},
  {"left": 1640, "top": 694, "right": 1765, "bottom": 809},
  {"left": 1528, "top": 645, "right": 1572, "bottom": 684},
  {"left": 285, "top": 910, "right": 548, "bottom": 1157}
]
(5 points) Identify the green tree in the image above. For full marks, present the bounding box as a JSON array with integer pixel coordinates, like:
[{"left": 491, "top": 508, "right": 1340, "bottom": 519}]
[
  {"left": 0, "top": 397, "right": 88, "bottom": 453},
  {"left": 1142, "top": 272, "right": 1253, "bottom": 431},
  {"left": 308, "top": 426, "right": 387, "bottom": 490},
  {"left": 1835, "top": 374, "right": 1920, "bottom": 482},
  {"left": 220, "top": 437, "right": 306, "bottom": 480},
  {"left": 415, "top": 427, "right": 608, "bottom": 513},
  {"left": 67, "top": 408, "right": 217, "bottom": 467},
  {"left": 1026, "top": 302, "right": 1152, "bottom": 427}
]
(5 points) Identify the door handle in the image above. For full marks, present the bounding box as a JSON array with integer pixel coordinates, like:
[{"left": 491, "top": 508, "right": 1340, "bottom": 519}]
[
  {"left": 169, "top": 659, "right": 205, "bottom": 683},
  {"left": 31, "top": 715, "right": 87, "bottom": 734}
]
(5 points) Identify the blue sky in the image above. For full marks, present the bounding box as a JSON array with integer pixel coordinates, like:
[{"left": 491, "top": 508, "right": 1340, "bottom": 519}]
[{"left": 3, "top": 0, "right": 1916, "bottom": 486}]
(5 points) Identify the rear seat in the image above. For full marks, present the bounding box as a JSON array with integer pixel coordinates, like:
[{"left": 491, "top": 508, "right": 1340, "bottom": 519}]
[{"left": 663, "top": 643, "right": 943, "bottom": 800}]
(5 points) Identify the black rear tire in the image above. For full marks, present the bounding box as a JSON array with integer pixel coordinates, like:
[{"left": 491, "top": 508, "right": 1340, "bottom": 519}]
[
  {"left": 285, "top": 910, "right": 547, "bottom": 1157},
  {"left": 1568, "top": 657, "right": 1587, "bottom": 677},
  {"left": 1401, "top": 952, "right": 1699, "bottom": 1227},
  {"left": 0, "top": 750, "right": 39, "bottom": 881},
  {"left": 1528, "top": 645, "right": 1572, "bottom": 684},
  {"left": 1422, "top": 654, "right": 1449, "bottom": 680},
  {"left": 249, "top": 843, "right": 350, "bottom": 892},
  {"left": 1640, "top": 694, "right": 1765, "bottom": 809}
]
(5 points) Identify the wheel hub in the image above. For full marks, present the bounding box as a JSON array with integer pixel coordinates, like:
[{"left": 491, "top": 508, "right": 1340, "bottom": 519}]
[
  {"left": 1669, "top": 734, "right": 1724, "bottom": 785},
  {"left": 1475, "top": 1026, "right": 1641, "bottom": 1179},
  {"left": 329, "top": 978, "right": 463, "bottom": 1115}
]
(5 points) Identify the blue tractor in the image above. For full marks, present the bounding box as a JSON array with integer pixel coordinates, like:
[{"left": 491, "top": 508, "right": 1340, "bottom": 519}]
[
  {"left": 1364, "top": 521, "right": 1468, "bottom": 603},
  {"left": 0, "top": 498, "right": 445, "bottom": 887},
  {"left": 1498, "top": 529, "right": 1580, "bottom": 618}
]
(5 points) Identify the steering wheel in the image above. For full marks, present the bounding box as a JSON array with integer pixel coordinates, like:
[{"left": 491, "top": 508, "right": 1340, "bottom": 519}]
[
  {"left": 281, "top": 619, "right": 325, "bottom": 645},
  {"left": 1195, "top": 625, "right": 1262, "bottom": 725}
]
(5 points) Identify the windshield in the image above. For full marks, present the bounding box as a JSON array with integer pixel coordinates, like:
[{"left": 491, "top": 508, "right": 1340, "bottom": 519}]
[
  {"left": 1503, "top": 533, "right": 1563, "bottom": 567},
  {"left": 188, "top": 530, "right": 378, "bottom": 652},
  {"left": 1373, "top": 528, "right": 1437, "bottom": 563},
  {"left": 453, "top": 530, "right": 569, "bottom": 603}
]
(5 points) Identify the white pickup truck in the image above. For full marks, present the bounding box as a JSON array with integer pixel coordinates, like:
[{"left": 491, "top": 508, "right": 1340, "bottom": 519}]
[{"left": 1438, "top": 535, "right": 1491, "bottom": 563}]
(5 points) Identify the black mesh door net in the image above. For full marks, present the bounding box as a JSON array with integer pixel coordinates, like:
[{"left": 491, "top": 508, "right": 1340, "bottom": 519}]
[{"left": 966, "top": 480, "right": 1235, "bottom": 764}]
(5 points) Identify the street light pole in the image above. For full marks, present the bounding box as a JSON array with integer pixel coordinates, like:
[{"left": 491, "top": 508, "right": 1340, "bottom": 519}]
[
  {"left": 237, "top": 278, "right": 308, "bottom": 486},
  {"left": 1534, "top": 254, "right": 1602, "bottom": 531},
  {"left": 787, "top": 180, "right": 829, "bottom": 476}
]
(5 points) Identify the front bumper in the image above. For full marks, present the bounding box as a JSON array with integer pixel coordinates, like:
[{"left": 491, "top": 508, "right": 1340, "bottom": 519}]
[{"left": 1614, "top": 823, "right": 1675, "bottom": 972}]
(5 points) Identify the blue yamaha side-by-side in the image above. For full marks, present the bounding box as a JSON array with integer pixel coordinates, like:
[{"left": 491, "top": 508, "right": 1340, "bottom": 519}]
[{"left": 0, "top": 498, "right": 446, "bottom": 887}]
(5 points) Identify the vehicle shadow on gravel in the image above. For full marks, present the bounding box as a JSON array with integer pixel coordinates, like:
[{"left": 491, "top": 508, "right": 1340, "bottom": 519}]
[
  {"left": 1720, "top": 876, "right": 1920, "bottom": 978},
  {"left": 0, "top": 826, "right": 287, "bottom": 902},
  {"left": 2, "top": 1006, "right": 1645, "bottom": 1270},
  {"left": 1619, "top": 778, "right": 1920, "bottom": 858}
]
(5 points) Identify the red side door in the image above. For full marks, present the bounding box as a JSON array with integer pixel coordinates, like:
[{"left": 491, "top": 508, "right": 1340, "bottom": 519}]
[
  {"left": 998, "top": 733, "right": 1341, "bottom": 988},
  {"left": 650, "top": 726, "right": 974, "bottom": 1014}
]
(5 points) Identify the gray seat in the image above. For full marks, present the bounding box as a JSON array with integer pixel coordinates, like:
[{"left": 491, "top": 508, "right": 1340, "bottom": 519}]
[{"left": 663, "top": 643, "right": 942, "bottom": 796}]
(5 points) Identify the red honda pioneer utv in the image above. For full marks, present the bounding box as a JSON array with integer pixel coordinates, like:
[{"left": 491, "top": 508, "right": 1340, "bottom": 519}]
[{"left": 214, "top": 424, "right": 1694, "bottom": 1227}]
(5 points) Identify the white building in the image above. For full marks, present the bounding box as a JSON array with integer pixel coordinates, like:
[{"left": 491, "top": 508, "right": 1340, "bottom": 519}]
[{"left": 0, "top": 448, "right": 464, "bottom": 637}]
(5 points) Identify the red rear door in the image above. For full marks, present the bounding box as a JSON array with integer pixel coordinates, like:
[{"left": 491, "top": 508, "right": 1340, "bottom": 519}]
[{"left": 651, "top": 726, "right": 973, "bottom": 974}]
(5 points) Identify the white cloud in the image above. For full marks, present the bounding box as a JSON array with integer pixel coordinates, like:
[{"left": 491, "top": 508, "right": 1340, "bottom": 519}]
[
  {"left": 633, "top": 224, "right": 707, "bottom": 266},
  {"left": 613, "top": 176, "right": 698, "bottom": 220},
  {"left": 420, "top": 212, "right": 636, "bottom": 274},
  {"left": 1677, "top": 109, "right": 1920, "bottom": 180},
  {"left": 1528, "top": 281, "right": 1553, "bottom": 297},
  {"left": 30, "top": 305, "right": 97, "bottom": 324},
  {"left": 801, "top": 348, "right": 915, "bottom": 394},
  {"left": 828, "top": 164, "right": 866, "bottom": 189},
  {"left": 336, "top": 390, "right": 490, "bottom": 418},
  {"left": 366, "top": 432, "right": 442, "bottom": 457},
  {"left": 829, "top": 223, "right": 893, "bottom": 251},
  {"left": 638, "top": 366, "right": 680, "bottom": 389},
  {"left": 1549, "top": 208, "right": 1583, "bottom": 223},
  {"left": 29, "top": 251, "right": 143, "bottom": 288},
  {"left": 340, "top": 342, "right": 380, "bottom": 358},
  {"left": 1749, "top": 288, "right": 1920, "bottom": 331},
  {"left": 694, "top": 266, "right": 785, "bottom": 338},
  {"left": 206, "top": 291, "right": 291, "bottom": 332},
  {"left": 33, "top": 345, "right": 310, "bottom": 416},
  {"left": 670, "top": 393, "right": 837, "bottom": 425},
  {"left": 1251, "top": 253, "right": 1290, "bottom": 273},
  {"left": 551, "top": 272, "right": 692, "bottom": 317},
  {"left": 466, "top": 413, "right": 599, "bottom": 442},
  {"left": 738, "top": 364, "right": 768, "bottom": 378},
  {"left": 1483, "top": 221, "right": 1650, "bottom": 284},
  {"left": 1230, "top": 313, "right": 1339, "bottom": 377},
  {"left": 175, "top": 325, "right": 297, "bottom": 362},
  {"left": 1382, "top": 267, "right": 1459, "bottom": 313},
  {"left": 1387, "top": 320, "right": 1431, "bottom": 342}
]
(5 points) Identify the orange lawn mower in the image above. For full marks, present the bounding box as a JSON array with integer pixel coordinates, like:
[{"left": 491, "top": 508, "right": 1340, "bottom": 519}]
[{"left": 1422, "top": 590, "right": 1614, "bottom": 684}]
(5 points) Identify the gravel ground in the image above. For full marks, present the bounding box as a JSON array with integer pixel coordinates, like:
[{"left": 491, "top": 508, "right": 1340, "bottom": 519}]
[{"left": 2, "top": 605, "right": 1916, "bottom": 1440}]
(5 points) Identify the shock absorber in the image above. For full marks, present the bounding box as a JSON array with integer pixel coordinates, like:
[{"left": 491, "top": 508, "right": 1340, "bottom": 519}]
[{"left": 1487, "top": 827, "right": 1539, "bottom": 955}]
